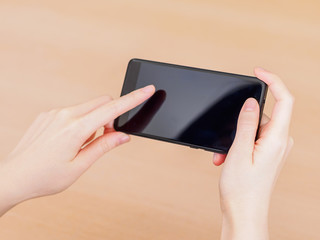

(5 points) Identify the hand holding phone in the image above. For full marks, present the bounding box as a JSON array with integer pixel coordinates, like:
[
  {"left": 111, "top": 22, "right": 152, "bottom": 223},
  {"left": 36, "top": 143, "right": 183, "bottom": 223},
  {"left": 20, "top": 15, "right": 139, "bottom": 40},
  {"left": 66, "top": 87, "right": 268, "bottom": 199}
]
[{"left": 216, "top": 68, "right": 294, "bottom": 240}]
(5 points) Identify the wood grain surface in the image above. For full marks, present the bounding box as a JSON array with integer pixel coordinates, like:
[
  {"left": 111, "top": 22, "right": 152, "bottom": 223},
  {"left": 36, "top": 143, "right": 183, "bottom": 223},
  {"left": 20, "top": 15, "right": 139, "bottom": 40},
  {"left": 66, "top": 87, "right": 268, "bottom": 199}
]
[{"left": 0, "top": 1, "right": 319, "bottom": 239}]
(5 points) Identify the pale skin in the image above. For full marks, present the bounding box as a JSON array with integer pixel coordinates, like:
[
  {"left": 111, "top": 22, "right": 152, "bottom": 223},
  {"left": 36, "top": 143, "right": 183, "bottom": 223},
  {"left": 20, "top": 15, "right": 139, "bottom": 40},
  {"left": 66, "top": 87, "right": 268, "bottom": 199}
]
[
  {"left": 213, "top": 67, "right": 294, "bottom": 240},
  {"left": 0, "top": 68, "right": 293, "bottom": 240}
]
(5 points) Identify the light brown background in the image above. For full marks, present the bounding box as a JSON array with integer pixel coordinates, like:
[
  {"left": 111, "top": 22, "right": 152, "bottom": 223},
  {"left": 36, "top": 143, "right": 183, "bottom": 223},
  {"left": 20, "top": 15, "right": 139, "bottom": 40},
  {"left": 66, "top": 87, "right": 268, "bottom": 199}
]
[{"left": 0, "top": 1, "right": 319, "bottom": 239}]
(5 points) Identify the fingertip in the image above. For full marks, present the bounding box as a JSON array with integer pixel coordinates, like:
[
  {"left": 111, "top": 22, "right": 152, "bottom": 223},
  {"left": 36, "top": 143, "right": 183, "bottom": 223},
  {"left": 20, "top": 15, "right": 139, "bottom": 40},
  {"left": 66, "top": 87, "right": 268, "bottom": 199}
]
[
  {"left": 212, "top": 157, "right": 219, "bottom": 166},
  {"left": 243, "top": 98, "right": 258, "bottom": 112},
  {"left": 149, "top": 84, "right": 156, "bottom": 91},
  {"left": 118, "top": 133, "right": 130, "bottom": 145},
  {"left": 238, "top": 98, "right": 260, "bottom": 125},
  {"left": 213, "top": 159, "right": 224, "bottom": 166},
  {"left": 254, "top": 67, "right": 273, "bottom": 85},
  {"left": 141, "top": 85, "right": 156, "bottom": 94},
  {"left": 232, "top": 97, "right": 260, "bottom": 155},
  {"left": 212, "top": 153, "right": 226, "bottom": 166},
  {"left": 213, "top": 160, "right": 222, "bottom": 166}
]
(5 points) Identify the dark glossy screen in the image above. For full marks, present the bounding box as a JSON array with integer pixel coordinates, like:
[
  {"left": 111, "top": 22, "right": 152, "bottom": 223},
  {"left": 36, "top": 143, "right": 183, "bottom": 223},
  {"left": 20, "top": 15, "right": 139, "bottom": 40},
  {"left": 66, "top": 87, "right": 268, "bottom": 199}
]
[{"left": 115, "top": 59, "right": 265, "bottom": 153}]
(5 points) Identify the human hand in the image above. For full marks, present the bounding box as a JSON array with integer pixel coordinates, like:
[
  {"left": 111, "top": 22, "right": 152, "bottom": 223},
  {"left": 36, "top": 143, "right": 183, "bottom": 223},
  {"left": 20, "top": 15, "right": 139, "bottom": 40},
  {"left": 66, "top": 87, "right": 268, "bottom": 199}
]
[
  {"left": 0, "top": 85, "right": 155, "bottom": 216},
  {"left": 213, "top": 68, "right": 294, "bottom": 240}
]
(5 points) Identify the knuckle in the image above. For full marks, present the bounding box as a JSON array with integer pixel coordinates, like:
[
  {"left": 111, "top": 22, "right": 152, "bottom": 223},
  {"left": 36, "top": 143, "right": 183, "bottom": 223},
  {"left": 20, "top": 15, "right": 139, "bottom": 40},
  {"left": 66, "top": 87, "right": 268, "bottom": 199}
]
[
  {"left": 273, "top": 73, "right": 283, "bottom": 83},
  {"left": 288, "top": 136, "right": 294, "bottom": 146},
  {"left": 109, "top": 102, "right": 121, "bottom": 116},
  {"left": 38, "top": 111, "right": 48, "bottom": 118},
  {"left": 238, "top": 114, "right": 258, "bottom": 129},
  {"left": 132, "top": 90, "right": 142, "bottom": 101},
  {"left": 268, "top": 72, "right": 282, "bottom": 85},
  {"left": 270, "top": 137, "right": 287, "bottom": 152},
  {"left": 57, "top": 108, "right": 73, "bottom": 119},
  {"left": 71, "top": 118, "right": 88, "bottom": 137},
  {"left": 126, "top": 90, "right": 140, "bottom": 103},
  {"left": 36, "top": 109, "right": 59, "bottom": 121},
  {"left": 239, "top": 122, "right": 256, "bottom": 132},
  {"left": 280, "top": 93, "right": 294, "bottom": 107},
  {"left": 49, "top": 108, "right": 59, "bottom": 115},
  {"left": 99, "top": 138, "right": 111, "bottom": 153},
  {"left": 288, "top": 94, "right": 295, "bottom": 105},
  {"left": 35, "top": 111, "right": 48, "bottom": 122}
]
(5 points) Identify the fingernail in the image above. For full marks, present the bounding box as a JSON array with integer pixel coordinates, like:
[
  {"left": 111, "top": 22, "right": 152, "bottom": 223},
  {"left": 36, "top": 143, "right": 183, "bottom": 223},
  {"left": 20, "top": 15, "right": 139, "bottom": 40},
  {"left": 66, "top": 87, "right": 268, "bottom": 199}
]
[
  {"left": 141, "top": 85, "right": 154, "bottom": 93},
  {"left": 244, "top": 98, "right": 257, "bottom": 111},
  {"left": 119, "top": 134, "right": 130, "bottom": 144},
  {"left": 213, "top": 154, "right": 217, "bottom": 161}
]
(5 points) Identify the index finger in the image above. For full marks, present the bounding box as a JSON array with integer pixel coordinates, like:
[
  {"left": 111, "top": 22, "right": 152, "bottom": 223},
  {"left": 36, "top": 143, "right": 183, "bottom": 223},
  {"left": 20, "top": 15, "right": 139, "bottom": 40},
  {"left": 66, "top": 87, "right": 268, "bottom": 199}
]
[
  {"left": 254, "top": 67, "right": 294, "bottom": 138},
  {"left": 79, "top": 85, "right": 155, "bottom": 138}
]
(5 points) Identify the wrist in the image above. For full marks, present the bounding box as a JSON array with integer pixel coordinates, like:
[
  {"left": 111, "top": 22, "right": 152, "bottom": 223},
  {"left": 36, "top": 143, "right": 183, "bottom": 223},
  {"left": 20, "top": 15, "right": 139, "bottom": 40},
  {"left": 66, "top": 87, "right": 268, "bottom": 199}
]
[
  {"left": 0, "top": 182, "right": 20, "bottom": 216},
  {"left": 0, "top": 160, "right": 27, "bottom": 216},
  {"left": 220, "top": 198, "right": 270, "bottom": 240}
]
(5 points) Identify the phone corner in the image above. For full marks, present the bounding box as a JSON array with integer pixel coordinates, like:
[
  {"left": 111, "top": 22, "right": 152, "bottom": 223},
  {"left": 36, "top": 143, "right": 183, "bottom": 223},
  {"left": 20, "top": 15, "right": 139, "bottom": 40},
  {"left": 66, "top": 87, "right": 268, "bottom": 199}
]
[{"left": 128, "top": 58, "right": 141, "bottom": 65}]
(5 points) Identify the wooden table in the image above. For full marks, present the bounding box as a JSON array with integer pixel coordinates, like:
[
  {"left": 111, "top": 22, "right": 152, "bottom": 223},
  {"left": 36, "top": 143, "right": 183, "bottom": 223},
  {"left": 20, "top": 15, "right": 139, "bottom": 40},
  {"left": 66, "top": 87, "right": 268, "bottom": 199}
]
[{"left": 0, "top": 1, "right": 319, "bottom": 239}]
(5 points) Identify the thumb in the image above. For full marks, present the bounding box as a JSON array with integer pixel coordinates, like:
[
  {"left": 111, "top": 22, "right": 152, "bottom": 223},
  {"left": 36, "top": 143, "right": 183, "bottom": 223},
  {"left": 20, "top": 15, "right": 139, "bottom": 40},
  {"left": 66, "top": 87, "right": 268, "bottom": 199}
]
[
  {"left": 229, "top": 98, "right": 260, "bottom": 156},
  {"left": 74, "top": 131, "right": 130, "bottom": 173}
]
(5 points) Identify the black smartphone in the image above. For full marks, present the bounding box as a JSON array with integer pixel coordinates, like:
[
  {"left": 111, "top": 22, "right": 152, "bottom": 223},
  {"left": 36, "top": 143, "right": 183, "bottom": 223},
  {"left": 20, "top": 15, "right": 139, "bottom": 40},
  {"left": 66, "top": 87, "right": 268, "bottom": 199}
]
[{"left": 114, "top": 59, "right": 267, "bottom": 153}]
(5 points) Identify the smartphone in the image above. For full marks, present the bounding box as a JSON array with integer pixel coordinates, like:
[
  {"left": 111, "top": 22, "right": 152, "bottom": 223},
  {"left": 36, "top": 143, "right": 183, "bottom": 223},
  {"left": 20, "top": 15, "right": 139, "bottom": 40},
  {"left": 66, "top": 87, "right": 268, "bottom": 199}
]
[{"left": 114, "top": 59, "right": 267, "bottom": 153}]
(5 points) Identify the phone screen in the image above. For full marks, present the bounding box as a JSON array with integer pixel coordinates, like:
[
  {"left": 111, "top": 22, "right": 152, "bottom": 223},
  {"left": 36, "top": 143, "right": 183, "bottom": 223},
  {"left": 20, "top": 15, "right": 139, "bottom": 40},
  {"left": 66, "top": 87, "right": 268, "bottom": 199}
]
[{"left": 114, "top": 59, "right": 267, "bottom": 153}]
